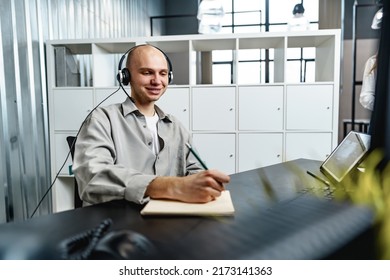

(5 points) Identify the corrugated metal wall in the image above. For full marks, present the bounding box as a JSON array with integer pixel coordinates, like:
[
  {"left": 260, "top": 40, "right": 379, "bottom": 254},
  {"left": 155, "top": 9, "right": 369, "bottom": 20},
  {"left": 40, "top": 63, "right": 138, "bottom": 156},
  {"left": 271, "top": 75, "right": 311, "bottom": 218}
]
[{"left": 0, "top": 0, "right": 157, "bottom": 223}]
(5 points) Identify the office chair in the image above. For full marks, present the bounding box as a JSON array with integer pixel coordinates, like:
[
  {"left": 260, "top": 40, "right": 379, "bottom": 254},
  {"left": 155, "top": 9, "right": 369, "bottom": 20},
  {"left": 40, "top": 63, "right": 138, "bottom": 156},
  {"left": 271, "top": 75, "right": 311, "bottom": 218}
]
[{"left": 66, "top": 136, "right": 83, "bottom": 208}]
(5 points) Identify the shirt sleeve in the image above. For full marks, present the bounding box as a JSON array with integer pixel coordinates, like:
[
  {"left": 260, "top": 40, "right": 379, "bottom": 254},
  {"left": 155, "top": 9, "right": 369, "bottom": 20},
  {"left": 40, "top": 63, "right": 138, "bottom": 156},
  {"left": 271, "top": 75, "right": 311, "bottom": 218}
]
[
  {"left": 72, "top": 113, "right": 155, "bottom": 205},
  {"left": 359, "top": 56, "right": 376, "bottom": 111}
]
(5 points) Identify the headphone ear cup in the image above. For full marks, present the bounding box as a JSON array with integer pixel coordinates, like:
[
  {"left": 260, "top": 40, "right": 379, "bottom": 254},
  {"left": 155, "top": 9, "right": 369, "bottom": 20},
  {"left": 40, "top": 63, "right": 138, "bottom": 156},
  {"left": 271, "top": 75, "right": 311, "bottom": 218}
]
[{"left": 120, "top": 68, "right": 131, "bottom": 85}]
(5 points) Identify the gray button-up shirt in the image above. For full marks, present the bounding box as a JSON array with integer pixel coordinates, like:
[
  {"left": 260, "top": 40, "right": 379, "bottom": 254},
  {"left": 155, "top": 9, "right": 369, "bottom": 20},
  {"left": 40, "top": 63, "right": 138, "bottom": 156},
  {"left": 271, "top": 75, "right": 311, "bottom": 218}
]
[{"left": 73, "top": 97, "right": 202, "bottom": 205}]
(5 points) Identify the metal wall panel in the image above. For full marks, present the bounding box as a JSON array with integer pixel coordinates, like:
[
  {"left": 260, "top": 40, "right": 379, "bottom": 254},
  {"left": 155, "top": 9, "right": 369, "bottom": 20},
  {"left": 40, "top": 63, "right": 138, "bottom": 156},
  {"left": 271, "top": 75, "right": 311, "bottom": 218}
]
[{"left": 0, "top": 0, "right": 157, "bottom": 223}]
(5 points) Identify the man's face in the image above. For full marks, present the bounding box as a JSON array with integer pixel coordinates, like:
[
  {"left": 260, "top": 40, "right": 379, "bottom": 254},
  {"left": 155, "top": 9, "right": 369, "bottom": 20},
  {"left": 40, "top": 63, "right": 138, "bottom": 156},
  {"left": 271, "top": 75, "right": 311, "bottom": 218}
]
[{"left": 128, "top": 46, "right": 169, "bottom": 105}]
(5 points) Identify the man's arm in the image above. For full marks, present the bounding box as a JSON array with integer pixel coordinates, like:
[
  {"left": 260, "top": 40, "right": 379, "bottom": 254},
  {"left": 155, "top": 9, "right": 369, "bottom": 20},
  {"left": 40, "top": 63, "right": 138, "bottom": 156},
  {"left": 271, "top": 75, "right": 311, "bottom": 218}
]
[{"left": 73, "top": 111, "right": 157, "bottom": 205}]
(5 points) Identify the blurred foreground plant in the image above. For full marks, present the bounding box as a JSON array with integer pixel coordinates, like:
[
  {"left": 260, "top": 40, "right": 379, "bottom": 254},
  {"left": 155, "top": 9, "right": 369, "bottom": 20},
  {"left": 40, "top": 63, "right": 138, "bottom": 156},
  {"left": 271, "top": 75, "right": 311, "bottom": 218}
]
[{"left": 336, "top": 149, "right": 390, "bottom": 259}]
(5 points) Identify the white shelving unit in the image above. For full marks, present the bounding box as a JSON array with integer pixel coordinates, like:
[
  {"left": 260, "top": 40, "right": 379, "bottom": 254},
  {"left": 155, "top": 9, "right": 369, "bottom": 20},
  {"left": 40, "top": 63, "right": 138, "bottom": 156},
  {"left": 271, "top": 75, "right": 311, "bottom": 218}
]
[{"left": 46, "top": 30, "right": 341, "bottom": 212}]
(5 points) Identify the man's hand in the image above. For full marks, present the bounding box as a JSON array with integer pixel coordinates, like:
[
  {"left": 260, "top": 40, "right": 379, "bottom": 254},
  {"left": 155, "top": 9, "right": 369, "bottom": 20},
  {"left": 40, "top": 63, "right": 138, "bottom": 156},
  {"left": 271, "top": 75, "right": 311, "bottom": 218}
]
[{"left": 146, "top": 170, "right": 230, "bottom": 203}]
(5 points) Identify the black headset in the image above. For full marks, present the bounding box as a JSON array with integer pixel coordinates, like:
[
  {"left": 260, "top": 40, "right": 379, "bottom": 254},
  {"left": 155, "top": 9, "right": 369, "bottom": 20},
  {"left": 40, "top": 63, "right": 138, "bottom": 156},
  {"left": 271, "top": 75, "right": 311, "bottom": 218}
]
[{"left": 116, "top": 44, "right": 173, "bottom": 85}]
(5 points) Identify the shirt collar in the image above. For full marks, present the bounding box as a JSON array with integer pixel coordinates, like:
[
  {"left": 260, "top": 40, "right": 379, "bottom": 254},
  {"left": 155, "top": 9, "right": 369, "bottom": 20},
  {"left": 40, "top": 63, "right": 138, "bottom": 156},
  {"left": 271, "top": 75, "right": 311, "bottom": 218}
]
[{"left": 121, "top": 97, "right": 172, "bottom": 122}]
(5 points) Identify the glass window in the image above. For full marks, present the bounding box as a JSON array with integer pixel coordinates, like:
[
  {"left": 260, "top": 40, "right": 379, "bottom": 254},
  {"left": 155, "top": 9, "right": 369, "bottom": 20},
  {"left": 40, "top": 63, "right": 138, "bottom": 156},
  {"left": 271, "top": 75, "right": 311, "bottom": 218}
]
[
  {"left": 212, "top": 64, "right": 232, "bottom": 84},
  {"left": 238, "top": 62, "right": 261, "bottom": 84},
  {"left": 234, "top": 11, "right": 262, "bottom": 26},
  {"left": 239, "top": 49, "right": 261, "bottom": 60},
  {"left": 221, "top": 0, "right": 233, "bottom": 13},
  {"left": 287, "top": 48, "right": 303, "bottom": 59},
  {"left": 262, "top": 48, "right": 274, "bottom": 60},
  {"left": 303, "top": 47, "right": 315, "bottom": 57},
  {"left": 213, "top": 50, "right": 233, "bottom": 61},
  {"left": 269, "top": 0, "right": 318, "bottom": 27},
  {"left": 221, "top": 13, "right": 232, "bottom": 26},
  {"left": 209, "top": 0, "right": 319, "bottom": 84},
  {"left": 233, "top": 26, "right": 262, "bottom": 34},
  {"left": 233, "top": 0, "right": 262, "bottom": 12},
  {"left": 302, "top": 1, "right": 319, "bottom": 23},
  {"left": 304, "top": 60, "right": 316, "bottom": 82},
  {"left": 218, "top": 0, "right": 318, "bottom": 32},
  {"left": 268, "top": 25, "right": 288, "bottom": 32},
  {"left": 266, "top": 61, "right": 274, "bottom": 83},
  {"left": 220, "top": 26, "right": 234, "bottom": 34},
  {"left": 286, "top": 60, "right": 302, "bottom": 83}
]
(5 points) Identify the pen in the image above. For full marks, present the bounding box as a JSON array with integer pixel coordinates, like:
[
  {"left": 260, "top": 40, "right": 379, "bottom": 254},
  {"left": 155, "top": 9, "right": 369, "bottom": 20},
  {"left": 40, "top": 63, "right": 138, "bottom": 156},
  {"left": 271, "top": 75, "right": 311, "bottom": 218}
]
[
  {"left": 186, "top": 143, "right": 209, "bottom": 170},
  {"left": 306, "top": 170, "right": 330, "bottom": 186}
]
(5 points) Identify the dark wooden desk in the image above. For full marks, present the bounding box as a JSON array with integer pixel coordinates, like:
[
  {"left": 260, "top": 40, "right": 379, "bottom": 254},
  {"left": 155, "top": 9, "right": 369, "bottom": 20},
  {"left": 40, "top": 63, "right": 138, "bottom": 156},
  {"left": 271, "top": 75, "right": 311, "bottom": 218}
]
[{"left": 0, "top": 159, "right": 375, "bottom": 260}]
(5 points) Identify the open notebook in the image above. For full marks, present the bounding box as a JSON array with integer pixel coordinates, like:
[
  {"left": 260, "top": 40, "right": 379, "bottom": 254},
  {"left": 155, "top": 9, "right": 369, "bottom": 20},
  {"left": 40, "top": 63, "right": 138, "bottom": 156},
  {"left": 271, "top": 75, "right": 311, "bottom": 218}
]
[{"left": 140, "top": 190, "right": 235, "bottom": 216}]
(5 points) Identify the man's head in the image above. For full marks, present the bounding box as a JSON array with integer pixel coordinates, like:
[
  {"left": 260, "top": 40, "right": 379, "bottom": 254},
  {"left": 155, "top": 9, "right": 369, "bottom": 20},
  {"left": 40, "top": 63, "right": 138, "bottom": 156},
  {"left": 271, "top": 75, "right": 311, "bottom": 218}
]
[
  {"left": 124, "top": 45, "right": 172, "bottom": 105},
  {"left": 117, "top": 44, "right": 173, "bottom": 86}
]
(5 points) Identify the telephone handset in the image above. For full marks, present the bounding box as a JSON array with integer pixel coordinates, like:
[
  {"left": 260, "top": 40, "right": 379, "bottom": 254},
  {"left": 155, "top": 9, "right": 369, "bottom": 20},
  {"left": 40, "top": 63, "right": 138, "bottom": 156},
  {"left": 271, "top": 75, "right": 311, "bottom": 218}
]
[{"left": 59, "top": 218, "right": 156, "bottom": 260}]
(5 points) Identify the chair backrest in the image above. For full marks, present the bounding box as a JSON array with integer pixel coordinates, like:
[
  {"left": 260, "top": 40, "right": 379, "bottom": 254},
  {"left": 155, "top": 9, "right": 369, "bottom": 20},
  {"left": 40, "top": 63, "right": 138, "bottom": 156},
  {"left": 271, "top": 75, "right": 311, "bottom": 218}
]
[
  {"left": 66, "top": 136, "right": 76, "bottom": 159},
  {"left": 66, "top": 136, "right": 83, "bottom": 208}
]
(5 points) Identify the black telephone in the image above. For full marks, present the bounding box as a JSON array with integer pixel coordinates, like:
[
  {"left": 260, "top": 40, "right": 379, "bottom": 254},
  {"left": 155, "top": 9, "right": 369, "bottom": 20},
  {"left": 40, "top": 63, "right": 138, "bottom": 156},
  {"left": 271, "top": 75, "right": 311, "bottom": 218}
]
[{"left": 59, "top": 219, "right": 156, "bottom": 260}]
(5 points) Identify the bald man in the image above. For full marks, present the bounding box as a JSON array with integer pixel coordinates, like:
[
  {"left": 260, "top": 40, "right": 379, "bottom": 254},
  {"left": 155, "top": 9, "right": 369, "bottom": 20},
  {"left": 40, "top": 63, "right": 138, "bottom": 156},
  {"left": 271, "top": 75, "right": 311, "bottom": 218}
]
[{"left": 73, "top": 45, "right": 230, "bottom": 206}]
